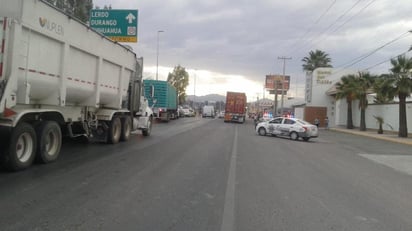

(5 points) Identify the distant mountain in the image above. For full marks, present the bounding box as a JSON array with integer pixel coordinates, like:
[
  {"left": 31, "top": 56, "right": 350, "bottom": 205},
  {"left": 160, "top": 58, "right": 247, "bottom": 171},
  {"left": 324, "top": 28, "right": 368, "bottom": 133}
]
[{"left": 186, "top": 94, "right": 226, "bottom": 102}]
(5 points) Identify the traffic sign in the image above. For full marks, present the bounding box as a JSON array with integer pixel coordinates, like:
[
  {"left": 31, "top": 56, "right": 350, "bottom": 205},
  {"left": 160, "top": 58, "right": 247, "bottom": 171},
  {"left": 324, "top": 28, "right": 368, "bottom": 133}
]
[{"left": 89, "top": 9, "right": 138, "bottom": 43}]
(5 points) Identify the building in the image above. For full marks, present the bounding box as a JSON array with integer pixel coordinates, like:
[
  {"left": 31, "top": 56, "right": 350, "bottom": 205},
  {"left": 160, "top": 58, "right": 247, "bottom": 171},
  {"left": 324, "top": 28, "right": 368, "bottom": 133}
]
[{"left": 296, "top": 67, "right": 412, "bottom": 134}]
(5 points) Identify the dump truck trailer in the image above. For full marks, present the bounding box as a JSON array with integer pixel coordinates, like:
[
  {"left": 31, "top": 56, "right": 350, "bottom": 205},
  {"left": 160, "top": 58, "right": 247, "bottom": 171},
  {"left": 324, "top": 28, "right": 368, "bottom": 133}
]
[{"left": 0, "top": 0, "right": 153, "bottom": 170}]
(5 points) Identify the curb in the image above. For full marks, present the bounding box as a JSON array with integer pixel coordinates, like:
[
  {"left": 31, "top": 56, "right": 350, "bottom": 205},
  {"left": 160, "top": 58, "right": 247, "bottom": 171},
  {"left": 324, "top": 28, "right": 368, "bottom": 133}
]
[{"left": 329, "top": 128, "right": 412, "bottom": 146}]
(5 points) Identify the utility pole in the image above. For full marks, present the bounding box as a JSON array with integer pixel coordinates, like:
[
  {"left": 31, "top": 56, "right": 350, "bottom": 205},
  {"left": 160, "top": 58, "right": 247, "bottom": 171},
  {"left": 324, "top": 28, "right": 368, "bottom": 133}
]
[
  {"left": 278, "top": 56, "right": 292, "bottom": 116},
  {"left": 274, "top": 80, "right": 278, "bottom": 115}
]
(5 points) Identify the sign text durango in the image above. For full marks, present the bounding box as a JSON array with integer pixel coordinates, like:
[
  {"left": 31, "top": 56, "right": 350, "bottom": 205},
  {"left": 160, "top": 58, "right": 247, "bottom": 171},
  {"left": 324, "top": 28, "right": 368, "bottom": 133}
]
[{"left": 90, "top": 9, "right": 138, "bottom": 43}]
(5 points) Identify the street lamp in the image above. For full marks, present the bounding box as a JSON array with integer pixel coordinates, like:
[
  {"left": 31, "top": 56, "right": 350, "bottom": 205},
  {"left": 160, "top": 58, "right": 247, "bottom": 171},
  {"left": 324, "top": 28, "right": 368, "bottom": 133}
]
[
  {"left": 193, "top": 69, "right": 197, "bottom": 111},
  {"left": 156, "top": 30, "right": 164, "bottom": 80}
]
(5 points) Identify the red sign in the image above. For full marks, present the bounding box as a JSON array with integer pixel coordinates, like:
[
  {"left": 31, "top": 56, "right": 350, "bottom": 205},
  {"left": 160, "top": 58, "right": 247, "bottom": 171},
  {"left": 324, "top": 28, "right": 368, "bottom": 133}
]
[{"left": 265, "top": 75, "right": 290, "bottom": 91}]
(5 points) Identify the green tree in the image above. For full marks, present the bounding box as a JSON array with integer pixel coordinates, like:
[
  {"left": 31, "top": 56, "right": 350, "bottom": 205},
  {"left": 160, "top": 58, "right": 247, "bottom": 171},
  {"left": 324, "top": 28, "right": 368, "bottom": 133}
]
[
  {"left": 335, "top": 74, "right": 357, "bottom": 129},
  {"left": 373, "top": 75, "right": 394, "bottom": 104},
  {"left": 380, "top": 55, "right": 412, "bottom": 137},
  {"left": 167, "top": 65, "right": 189, "bottom": 105},
  {"left": 301, "top": 49, "right": 333, "bottom": 72},
  {"left": 354, "top": 72, "right": 375, "bottom": 131},
  {"left": 44, "top": 0, "right": 93, "bottom": 23}
]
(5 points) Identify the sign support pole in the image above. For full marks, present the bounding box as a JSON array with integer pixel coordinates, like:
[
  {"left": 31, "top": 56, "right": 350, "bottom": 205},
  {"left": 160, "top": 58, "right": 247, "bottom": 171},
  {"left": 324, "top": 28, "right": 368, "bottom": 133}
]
[{"left": 278, "top": 56, "right": 291, "bottom": 116}]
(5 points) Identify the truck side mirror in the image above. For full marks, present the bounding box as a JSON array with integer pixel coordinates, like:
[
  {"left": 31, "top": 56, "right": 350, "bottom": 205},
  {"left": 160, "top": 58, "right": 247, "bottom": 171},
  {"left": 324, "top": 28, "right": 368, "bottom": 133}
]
[{"left": 150, "top": 85, "right": 155, "bottom": 98}]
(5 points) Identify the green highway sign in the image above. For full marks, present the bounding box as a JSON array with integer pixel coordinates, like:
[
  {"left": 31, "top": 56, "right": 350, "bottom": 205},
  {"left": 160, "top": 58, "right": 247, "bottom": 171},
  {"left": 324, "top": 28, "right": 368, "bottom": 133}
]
[{"left": 90, "top": 9, "right": 138, "bottom": 43}]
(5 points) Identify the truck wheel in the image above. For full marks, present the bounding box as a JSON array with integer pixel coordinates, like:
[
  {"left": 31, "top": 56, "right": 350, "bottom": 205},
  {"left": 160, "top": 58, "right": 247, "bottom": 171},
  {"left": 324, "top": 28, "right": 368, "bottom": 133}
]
[
  {"left": 1, "top": 122, "right": 37, "bottom": 171},
  {"left": 142, "top": 117, "right": 152, "bottom": 136},
  {"left": 166, "top": 112, "right": 170, "bottom": 122},
  {"left": 107, "top": 117, "right": 121, "bottom": 144},
  {"left": 36, "top": 121, "right": 62, "bottom": 163},
  {"left": 120, "top": 116, "right": 132, "bottom": 142}
]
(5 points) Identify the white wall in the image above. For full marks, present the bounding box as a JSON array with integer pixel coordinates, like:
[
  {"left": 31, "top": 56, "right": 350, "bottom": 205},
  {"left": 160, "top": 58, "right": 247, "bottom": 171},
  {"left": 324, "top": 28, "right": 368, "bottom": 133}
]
[{"left": 335, "top": 99, "right": 412, "bottom": 133}]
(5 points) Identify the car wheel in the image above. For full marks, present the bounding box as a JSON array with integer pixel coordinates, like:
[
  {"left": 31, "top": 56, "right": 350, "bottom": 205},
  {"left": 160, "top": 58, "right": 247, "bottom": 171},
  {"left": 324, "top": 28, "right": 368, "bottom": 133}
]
[
  {"left": 290, "top": 131, "right": 299, "bottom": 140},
  {"left": 258, "top": 127, "right": 266, "bottom": 136}
]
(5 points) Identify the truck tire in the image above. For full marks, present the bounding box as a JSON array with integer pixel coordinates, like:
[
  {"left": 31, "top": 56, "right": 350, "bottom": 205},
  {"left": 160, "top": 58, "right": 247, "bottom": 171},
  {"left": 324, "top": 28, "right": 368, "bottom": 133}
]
[
  {"left": 1, "top": 122, "right": 37, "bottom": 171},
  {"left": 107, "top": 117, "right": 121, "bottom": 144},
  {"left": 36, "top": 121, "right": 62, "bottom": 163},
  {"left": 120, "top": 116, "right": 132, "bottom": 142},
  {"left": 142, "top": 117, "right": 152, "bottom": 136}
]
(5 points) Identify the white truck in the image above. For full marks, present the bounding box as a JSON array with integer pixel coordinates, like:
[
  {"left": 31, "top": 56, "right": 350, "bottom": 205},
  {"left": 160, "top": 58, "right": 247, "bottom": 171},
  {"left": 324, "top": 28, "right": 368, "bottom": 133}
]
[
  {"left": 0, "top": 0, "right": 153, "bottom": 171},
  {"left": 202, "top": 105, "right": 215, "bottom": 118}
]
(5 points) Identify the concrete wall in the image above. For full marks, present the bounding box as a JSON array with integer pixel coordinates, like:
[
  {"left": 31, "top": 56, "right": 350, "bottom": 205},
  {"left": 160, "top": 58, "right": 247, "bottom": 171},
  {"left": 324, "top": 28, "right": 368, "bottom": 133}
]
[{"left": 335, "top": 100, "right": 412, "bottom": 133}]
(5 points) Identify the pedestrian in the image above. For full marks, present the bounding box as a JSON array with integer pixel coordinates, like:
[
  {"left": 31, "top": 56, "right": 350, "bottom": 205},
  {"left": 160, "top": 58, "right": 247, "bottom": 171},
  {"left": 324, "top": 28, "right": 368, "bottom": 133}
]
[
  {"left": 314, "top": 118, "right": 320, "bottom": 127},
  {"left": 324, "top": 117, "right": 329, "bottom": 129}
]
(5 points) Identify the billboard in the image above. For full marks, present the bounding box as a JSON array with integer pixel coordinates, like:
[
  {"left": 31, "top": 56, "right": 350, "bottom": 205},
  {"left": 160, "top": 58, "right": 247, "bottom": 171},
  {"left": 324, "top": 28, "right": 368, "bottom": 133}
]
[{"left": 265, "top": 75, "right": 290, "bottom": 94}]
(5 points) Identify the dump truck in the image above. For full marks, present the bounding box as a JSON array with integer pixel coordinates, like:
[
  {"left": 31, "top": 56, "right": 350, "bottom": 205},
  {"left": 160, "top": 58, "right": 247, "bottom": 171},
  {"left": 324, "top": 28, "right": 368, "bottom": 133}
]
[
  {"left": 224, "top": 92, "right": 247, "bottom": 123},
  {"left": 0, "top": 0, "right": 153, "bottom": 171},
  {"left": 143, "top": 80, "right": 178, "bottom": 122}
]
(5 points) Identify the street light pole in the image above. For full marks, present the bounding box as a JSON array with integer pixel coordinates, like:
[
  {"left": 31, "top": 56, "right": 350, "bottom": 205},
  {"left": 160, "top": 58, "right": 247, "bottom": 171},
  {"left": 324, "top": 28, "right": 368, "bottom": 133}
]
[
  {"left": 193, "top": 70, "right": 196, "bottom": 109},
  {"left": 156, "top": 30, "right": 164, "bottom": 81}
]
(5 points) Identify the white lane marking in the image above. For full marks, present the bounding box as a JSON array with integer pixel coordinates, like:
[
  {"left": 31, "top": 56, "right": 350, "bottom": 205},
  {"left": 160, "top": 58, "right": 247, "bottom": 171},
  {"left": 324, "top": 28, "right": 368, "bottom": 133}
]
[
  {"left": 220, "top": 126, "right": 238, "bottom": 231},
  {"left": 359, "top": 154, "right": 412, "bottom": 176}
]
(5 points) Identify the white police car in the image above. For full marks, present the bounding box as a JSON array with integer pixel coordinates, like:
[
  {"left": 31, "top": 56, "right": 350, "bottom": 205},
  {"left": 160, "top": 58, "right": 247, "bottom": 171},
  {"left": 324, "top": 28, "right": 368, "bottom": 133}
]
[{"left": 255, "top": 117, "right": 318, "bottom": 141}]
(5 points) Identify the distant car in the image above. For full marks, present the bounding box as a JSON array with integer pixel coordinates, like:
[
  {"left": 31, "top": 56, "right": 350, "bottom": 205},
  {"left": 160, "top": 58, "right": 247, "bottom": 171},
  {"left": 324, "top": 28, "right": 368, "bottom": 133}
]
[
  {"left": 181, "top": 106, "right": 195, "bottom": 117},
  {"left": 218, "top": 111, "right": 225, "bottom": 118},
  {"left": 255, "top": 117, "right": 318, "bottom": 141},
  {"left": 178, "top": 106, "right": 185, "bottom": 118}
]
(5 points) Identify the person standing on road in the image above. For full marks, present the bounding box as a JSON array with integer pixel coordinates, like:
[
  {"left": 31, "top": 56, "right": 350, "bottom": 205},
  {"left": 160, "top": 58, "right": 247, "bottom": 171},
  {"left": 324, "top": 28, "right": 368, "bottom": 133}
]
[
  {"left": 314, "top": 118, "right": 320, "bottom": 127},
  {"left": 324, "top": 117, "right": 329, "bottom": 130}
]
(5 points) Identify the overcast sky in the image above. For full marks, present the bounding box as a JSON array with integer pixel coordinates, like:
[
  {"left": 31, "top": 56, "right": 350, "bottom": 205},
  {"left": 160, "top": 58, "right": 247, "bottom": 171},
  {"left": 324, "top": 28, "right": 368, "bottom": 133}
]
[{"left": 93, "top": 0, "right": 412, "bottom": 101}]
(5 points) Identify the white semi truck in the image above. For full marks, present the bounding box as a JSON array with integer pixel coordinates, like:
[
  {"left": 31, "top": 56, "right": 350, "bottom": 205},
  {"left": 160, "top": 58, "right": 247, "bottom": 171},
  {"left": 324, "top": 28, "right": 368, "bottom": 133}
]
[{"left": 0, "top": 0, "right": 153, "bottom": 171}]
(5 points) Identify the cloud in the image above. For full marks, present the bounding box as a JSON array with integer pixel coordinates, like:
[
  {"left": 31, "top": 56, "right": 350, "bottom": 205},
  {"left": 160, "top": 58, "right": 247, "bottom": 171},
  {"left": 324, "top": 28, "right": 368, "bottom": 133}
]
[{"left": 94, "top": 0, "right": 412, "bottom": 98}]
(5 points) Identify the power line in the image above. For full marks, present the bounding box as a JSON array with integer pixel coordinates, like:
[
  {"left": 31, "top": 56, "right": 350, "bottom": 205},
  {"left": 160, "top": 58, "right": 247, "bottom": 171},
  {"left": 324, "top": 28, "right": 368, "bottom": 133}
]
[
  {"left": 336, "top": 31, "right": 411, "bottom": 70},
  {"left": 331, "top": 0, "right": 377, "bottom": 33},
  {"left": 291, "top": 0, "right": 363, "bottom": 56},
  {"left": 363, "top": 49, "right": 412, "bottom": 71},
  {"left": 304, "top": 0, "right": 364, "bottom": 50},
  {"left": 281, "top": 0, "right": 336, "bottom": 55}
]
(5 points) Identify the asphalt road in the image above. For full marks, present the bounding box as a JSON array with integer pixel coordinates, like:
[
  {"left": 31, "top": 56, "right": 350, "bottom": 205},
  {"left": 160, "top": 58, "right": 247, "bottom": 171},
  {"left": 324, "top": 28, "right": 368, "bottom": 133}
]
[{"left": 1, "top": 117, "right": 412, "bottom": 231}]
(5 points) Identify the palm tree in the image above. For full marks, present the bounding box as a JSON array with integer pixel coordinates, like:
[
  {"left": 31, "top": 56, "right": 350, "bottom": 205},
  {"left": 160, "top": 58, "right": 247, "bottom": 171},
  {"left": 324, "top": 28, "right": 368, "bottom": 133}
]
[
  {"left": 302, "top": 50, "right": 333, "bottom": 72},
  {"left": 335, "top": 74, "right": 357, "bottom": 129},
  {"left": 354, "top": 72, "right": 375, "bottom": 131},
  {"left": 380, "top": 55, "right": 412, "bottom": 137},
  {"left": 373, "top": 75, "right": 394, "bottom": 104}
]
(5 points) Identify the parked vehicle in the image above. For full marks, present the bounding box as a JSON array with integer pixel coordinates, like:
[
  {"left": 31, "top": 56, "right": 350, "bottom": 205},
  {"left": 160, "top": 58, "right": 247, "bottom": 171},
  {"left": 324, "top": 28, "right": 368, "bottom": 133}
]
[
  {"left": 181, "top": 106, "right": 195, "bottom": 117},
  {"left": 218, "top": 111, "right": 225, "bottom": 118},
  {"left": 143, "top": 80, "right": 178, "bottom": 122},
  {"left": 224, "top": 92, "right": 247, "bottom": 123},
  {"left": 255, "top": 117, "right": 319, "bottom": 141},
  {"left": 178, "top": 105, "right": 185, "bottom": 118},
  {"left": 0, "top": 0, "right": 153, "bottom": 171},
  {"left": 202, "top": 105, "right": 215, "bottom": 118}
]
